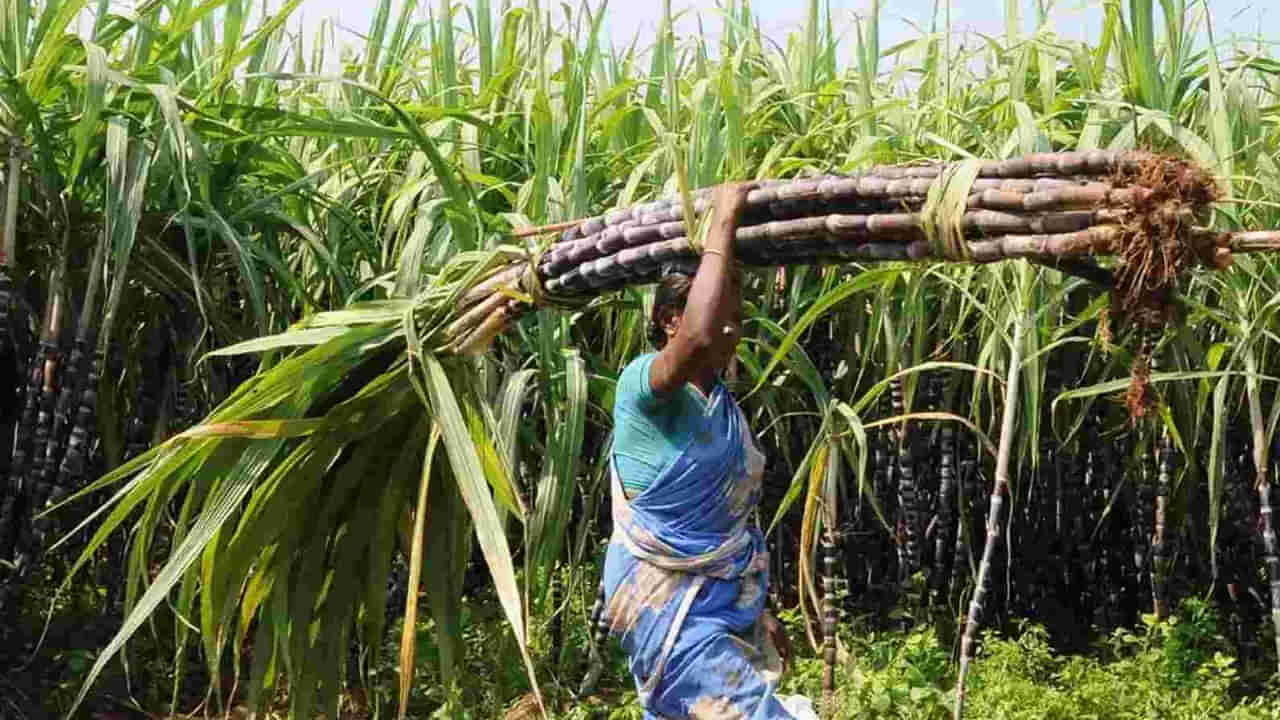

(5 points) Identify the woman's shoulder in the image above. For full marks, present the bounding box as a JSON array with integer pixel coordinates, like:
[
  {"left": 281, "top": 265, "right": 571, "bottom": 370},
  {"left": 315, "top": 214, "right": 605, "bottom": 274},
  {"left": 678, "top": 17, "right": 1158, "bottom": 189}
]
[
  {"left": 621, "top": 351, "right": 658, "bottom": 375},
  {"left": 617, "top": 352, "right": 659, "bottom": 403}
]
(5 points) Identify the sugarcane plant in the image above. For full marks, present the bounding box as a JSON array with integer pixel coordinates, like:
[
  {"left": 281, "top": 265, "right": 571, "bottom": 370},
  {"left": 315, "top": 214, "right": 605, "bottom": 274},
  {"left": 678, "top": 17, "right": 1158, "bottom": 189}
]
[{"left": 7, "top": 1, "right": 1280, "bottom": 719}]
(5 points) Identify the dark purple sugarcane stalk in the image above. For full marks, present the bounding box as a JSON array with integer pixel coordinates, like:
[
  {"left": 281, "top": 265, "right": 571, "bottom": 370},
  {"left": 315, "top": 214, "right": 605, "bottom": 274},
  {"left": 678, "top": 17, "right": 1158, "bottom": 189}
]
[
  {"left": 1256, "top": 461, "right": 1280, "bottom": 673},
  {"left": 0, "top": 261, "right": 13, "bottom": 511},
  {"left": 32, "top": 228, "right": 109, "bottom": 542},
  {"left": 0, "top": 351, "right": 44, "bottom": 562},
  {"left": 578, "top": 580, "right": 609, "bottom": 696},
  {"left": 1151, "top": 425, "right": 1173, "bottom": 619},
  {"left": 890, "top": 378, "right": 916, "bottom": 589},
  {"left": 821, "top": 523, "right": 839, "bottom": 702},
  {"left": 933, "top": 378, "right": 957, "bottom": 604},
  {"left": 16, "top": 269, "right": 68, "bottom": 560},
  {"left": 52, "top": 347, "right": 100, "bottom": 507}
]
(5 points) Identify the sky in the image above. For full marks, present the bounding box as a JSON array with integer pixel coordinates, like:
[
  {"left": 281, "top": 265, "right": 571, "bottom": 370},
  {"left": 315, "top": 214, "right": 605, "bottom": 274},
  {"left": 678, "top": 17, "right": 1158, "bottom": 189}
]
[{"left": 284, "top": 0, "right": 1276, "bottom": 56}]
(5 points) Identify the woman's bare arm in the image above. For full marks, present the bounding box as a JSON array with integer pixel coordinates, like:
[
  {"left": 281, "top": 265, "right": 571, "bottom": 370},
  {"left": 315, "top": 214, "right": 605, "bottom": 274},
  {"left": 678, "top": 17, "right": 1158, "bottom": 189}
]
[{"left": 648, "top": 182, "right": 751, "bottom": 396}]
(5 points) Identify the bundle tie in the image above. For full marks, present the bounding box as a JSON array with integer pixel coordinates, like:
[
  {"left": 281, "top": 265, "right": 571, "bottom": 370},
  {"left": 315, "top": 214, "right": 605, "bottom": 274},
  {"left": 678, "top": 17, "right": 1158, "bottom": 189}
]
[
  {"left": 922, "top": 159, "right": 983, "bottom": 261},
  {"left": 514, "top": 237, "right": 591, "bottom": 311},
  {"left": 520, "top": 239, "right": 551, "bottom": 309}
]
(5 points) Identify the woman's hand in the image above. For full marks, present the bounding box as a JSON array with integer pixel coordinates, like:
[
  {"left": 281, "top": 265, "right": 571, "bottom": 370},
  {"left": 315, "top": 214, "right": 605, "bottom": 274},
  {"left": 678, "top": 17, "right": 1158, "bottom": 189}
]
[
  {"left": 761, "top": 611, "right": 793, "bottom": 673},
  {"left": 709, "top": 181, "right": 755, "bottom": 232}
]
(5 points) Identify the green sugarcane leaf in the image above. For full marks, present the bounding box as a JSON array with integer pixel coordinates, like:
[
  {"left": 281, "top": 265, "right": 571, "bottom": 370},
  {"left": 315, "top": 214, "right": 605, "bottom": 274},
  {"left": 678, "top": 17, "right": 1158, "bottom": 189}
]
[
  {"left": 748, "top": 267, "right": 902, "bottom": 398},
  {"left": 420, "top": 354, "right": 543, "bottom": 712},
  {"left": 66, "top": 438, "right": 289, "bottom": 718},
  {"left": 204, "top": 327, "right": 352, "bottom": 357},
  {"left": 1053, "top": 370, "right": 1280, "bottom": 412}
]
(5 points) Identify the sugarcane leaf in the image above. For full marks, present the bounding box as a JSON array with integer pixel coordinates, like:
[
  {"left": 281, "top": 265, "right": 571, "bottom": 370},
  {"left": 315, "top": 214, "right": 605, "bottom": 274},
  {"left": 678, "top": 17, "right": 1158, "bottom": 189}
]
[
  {"left": 768, "top": 409, "right": 832, "bottom": 534},
  {"left": 399, "top": 425, "right": 439, "bottom": 719},
  {"left": 748, "top": 317, "right": 829, "bottom": 409},
  {"left": 1053, "top": 370, "right": 1280, "bottom": 412},
  {"left": 65, "top": 438, "right": 288, "bottom": 718},
  {"left": 797, "top": 429, "right": 835, "bottom": 650},
  {"left": 852, "top": 361, "right": 998, "bottom": 416},
  {"left": 864, "top": 411, "right": 997, "bottom": 459},
  {"left": 530, "top": 349, "right": 588, "bottom": 604},
  {"left": 830, "top": 401, "right": 892, "bottom": 534},
  {"left": 748, "top": 267, "right": 901, "bottom": 398},
  {"left": 420, "top": 354, "right": 543, "bottom": 711},
  {"left": 496, "top": 368, "right": 539, "bottom": 512},
  {"left": 176, "top": 419, "right": 326, "bottom": 439},
  {"left": 203, "top": 327, "right": 352, "bottom": 357},
  {"left": 68, "top": 40, "right": 108, "bottom": 185},
  {"left": 363, "top": 416, "right": 424, "bottom": 660}
]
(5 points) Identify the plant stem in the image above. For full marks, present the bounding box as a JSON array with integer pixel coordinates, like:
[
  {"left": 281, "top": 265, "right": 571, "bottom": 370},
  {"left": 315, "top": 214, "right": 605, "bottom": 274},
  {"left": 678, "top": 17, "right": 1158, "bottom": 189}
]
[
  {"left": 1245, "top": 352, "right": 1280, "bottom": 673},
  {"left": 822, "top": 522, "right": 839, "bottom": 703},
  {"left": 2, "top": 138, "right": 19, "bottom": 266},
  {"left": 954, "top": 302, "right": 1028, "bottom": 720}
]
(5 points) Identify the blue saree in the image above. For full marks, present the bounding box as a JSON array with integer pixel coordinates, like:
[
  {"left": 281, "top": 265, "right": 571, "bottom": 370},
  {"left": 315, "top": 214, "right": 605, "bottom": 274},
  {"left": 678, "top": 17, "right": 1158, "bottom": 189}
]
[{"left": 603, "top": 375, "right": 799, "bottom": 720}]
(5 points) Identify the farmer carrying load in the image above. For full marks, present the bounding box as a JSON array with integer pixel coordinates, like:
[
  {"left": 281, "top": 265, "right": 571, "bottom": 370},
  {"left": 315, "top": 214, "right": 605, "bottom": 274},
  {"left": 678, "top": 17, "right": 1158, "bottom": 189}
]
[{"left": 600, "top": 182, "right": 817, "bottom": 720}]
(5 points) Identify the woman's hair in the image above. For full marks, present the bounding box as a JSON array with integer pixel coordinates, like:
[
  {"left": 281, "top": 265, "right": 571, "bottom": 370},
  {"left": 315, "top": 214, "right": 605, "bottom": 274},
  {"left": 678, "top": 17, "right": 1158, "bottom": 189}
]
[{"left": 649, "top": 272, "right": 693, "bottom": 348}]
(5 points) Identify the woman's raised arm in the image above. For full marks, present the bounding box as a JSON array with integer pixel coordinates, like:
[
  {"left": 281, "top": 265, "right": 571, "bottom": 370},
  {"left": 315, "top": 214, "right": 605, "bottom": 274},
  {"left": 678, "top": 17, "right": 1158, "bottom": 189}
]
[{"left": 648, "top": 182, "right": 752, "bottom": 396}]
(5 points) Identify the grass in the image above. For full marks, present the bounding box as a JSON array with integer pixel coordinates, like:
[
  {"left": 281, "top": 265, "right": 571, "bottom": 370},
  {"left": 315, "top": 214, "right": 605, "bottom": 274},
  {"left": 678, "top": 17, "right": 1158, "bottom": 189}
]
[{"left": 338, "top": 588, "right": 1280, "bottom": 719}]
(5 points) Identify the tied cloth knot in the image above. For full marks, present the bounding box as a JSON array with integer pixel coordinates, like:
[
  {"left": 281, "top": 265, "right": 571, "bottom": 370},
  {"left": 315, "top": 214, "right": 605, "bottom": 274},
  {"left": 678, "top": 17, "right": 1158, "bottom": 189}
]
[{"left": 921, "top": 159, "right": 983, "bottom": 261}]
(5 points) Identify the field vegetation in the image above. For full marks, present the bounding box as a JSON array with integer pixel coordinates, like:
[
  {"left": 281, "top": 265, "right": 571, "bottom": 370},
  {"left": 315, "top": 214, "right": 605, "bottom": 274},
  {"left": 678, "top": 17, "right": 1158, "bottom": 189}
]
[{"left": 2, "top": 0, "right": 1280, "bottom": 717}]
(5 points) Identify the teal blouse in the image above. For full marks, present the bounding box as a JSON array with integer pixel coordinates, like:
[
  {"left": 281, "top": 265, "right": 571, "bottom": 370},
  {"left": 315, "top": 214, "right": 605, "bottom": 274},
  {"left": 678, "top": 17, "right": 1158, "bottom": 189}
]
[{"left": 611, "top": 352, "right": 715, "bottom": 497}]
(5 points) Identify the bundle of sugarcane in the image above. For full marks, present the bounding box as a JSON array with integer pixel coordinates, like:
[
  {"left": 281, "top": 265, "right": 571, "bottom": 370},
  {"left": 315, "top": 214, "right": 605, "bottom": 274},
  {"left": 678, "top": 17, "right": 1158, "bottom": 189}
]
[{"left": 444, "top": 150, "right": 1280, "bottom": 360}]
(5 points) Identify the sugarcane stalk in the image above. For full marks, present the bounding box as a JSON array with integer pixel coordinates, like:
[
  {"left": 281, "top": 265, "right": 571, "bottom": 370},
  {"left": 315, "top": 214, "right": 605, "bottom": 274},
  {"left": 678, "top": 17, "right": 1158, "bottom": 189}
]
[
  {"left": 1241, "top": 349, "right": 1280, "bottom": 675},
  {"left": 1078, "top": 415, "right": 1100, "bottom": 624},
  {"left": 537, "top": 226, "right": 1120, "bottom": 304},
  {"left": 53, "top": 348, "right": 99, "bottom": 505},
  {"left": 951, "top": 451, "right": 972, "bottom": 604},
  {"left": 15, "top": 223, "right": 73, "bottom": 560},
  {"left": 885, "top": 379, "right": 906, "bottom": 587},
  {"left": 543, "top": 149, "right": 1143, "bottom": 244},
  {"left": 548, "top": 565, "right": 563, "bottom": 671},
  {"left": 578, "top": 579, "right": 609, "bottom": 697},
  {"left": 45, "top": 230, "right": 110, "bottom": 516},
  {"left": 2, "top": 138, "right": 18, "bottom": 266},
  {"left": 1222, "top": 230, "right": 1280, "bottom": 252},
  {"left": 933, "top": 387, "right": 957, "bottom": 604},
  {"left": 0, "top": 345, "right": 44, "bottom": 562},
  {"left": 872, "top": 396, "right": 896, "bottom": 595},
  {"left": 0, "top": 264, "right": 12, "bottom": 462},
  {"left": 821, "top": 523, "right": 839, "bottom": 704},
  {"left": 466, "top": 226, "right": 1267, "bottom": 336},
  {"left": 542, "top": 205, "right": 1126, "bottom": 279},
  {"left": 33, "top": 229, "right": 109, "bottom": 539},
  {"left": 0, "top": 253, "right": 11, "bottom": 368},
  {"left": 122, "top": 325, "right": 168, "bottom": 463},
  {"left": 1256, "top": 463, "right": 1280, "bottom": 673},
  {"left": 1133, "top": 441, "right": 1153, "bottom": 594},
  {"left": 446, "top": 152, "right": 1276, "bottom": 370},
  {"left": 892, "top": 378, "right": 920, "bottom": 586},
  {"left": 1151, "top": 425, "right": 1172, "bottom": 619},
  {"left": 0, "top": 138, "right": 21, "bottom": 561},
  {"left": 955, "top": 306, "right": 1028, "bottom": 720}
]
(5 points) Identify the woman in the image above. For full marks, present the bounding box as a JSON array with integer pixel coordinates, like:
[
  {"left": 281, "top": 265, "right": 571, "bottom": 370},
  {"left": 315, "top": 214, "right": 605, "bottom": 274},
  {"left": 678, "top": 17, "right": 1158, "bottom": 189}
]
[{"left": 603, "top": 182, "right": 816, "bottom": 720}]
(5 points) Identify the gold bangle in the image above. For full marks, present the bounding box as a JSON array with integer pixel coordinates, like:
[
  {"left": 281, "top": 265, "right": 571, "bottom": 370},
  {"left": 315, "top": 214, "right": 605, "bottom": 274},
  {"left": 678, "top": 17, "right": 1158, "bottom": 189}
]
[{"left": 703, "top": 249, "right": 726, "bottom": 258}]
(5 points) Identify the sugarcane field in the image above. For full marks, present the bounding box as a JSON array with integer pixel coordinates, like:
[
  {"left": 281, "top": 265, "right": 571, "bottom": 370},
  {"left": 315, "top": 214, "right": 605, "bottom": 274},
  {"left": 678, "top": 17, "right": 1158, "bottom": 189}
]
[{"left": 10, "top": 0, "right": 1280, "bottom": 717}]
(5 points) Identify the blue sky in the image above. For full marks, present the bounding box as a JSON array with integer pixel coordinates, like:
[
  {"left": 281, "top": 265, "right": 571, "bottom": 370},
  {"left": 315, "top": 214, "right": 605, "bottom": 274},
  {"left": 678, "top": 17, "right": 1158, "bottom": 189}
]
[{"left": 288, "top": 0, "right": 1275, "bottom": 52}]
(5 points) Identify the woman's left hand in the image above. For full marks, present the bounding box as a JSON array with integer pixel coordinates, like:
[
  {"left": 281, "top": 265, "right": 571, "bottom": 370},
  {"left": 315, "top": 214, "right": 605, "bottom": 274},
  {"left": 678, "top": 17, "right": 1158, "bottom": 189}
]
[{"left": 762, "top": 611, "right": 793, "bottom": 673}]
